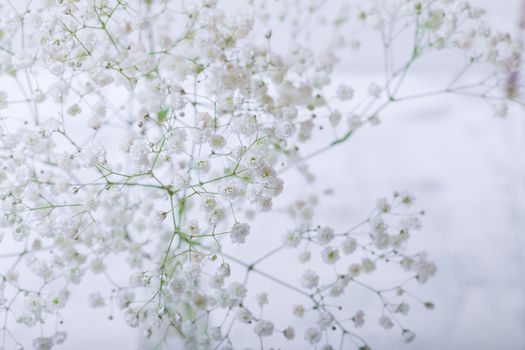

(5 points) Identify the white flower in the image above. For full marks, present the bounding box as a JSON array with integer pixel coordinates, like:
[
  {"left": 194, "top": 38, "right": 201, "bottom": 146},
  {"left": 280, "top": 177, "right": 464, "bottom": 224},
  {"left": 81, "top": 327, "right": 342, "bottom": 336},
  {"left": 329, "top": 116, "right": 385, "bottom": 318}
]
[
  {"left": 379, "top": 315, "right": 394, "bottom": 329},
  {"left": 216, "top": 263, "right": 231, "bottom": 278},
  {"left": 300, "top": 269, "right": 319, "bottom": 289},
  {"left": 185, "top": 219, "right": 200, "bottom": 235},
  {"left": 227, "top": 282, "right": 247, "bottom": 304},
  {"left": 395, "top": 303, "right": 410, "bottom": 315},
  {"left": 342, "top": 237, "right": 357, "bottom": 255},
  {"left": 361, "top": 258, "right": 376, "bottom": 273},
  {"left": 24, "top": 295, "right": 42, "bottom": 312},
  {"left": 370, "top": 216, "right": 387, "bottom": 234},
  {"left": 352, "top": 310, "right": 365, "bottom": 327},
  {"left": 321, "top": 246, "right": 340, "bottom": 264},
  {"left": 253, "top": 320, "right": 274, "bottom": 337},
  {"left": 317, "top": 226, "right": 334, "bottom": 244},
  {"left": 415, "top": 261, "right": 437, "bottom": 283},
  {"left": 402, "top": 329, "right": 416, "bottom": 343},
  {"left": 283, "top": 230, "right": 302, "bottom": 248},
  {"left": 32, "top": 337, "right": 53, "bottom": 350},
  {"left": 52, "top": 331, "right": 67, "bottom": 345},
  {"left": 304, "top": 327, "right": 321, "bottom": 345},
  {"left": 298, "top": 251, "right": 311, "bottom": 263},
  {"left": 348, "top": 263, "right": 361, "bottom": 277},
  {"left": 117, "top": 290, "right": 135, "bottom": 310},
  {"left": 209, "top": 134, "right": 226, "bottom": 149},
  {"left": 317, "top": 311, "right": 334, "bottom": 330},
  {"left": 88, "top": 292, "right": 105, "bottom": 308},
  {"left": 256, "top": 292, "right": 269, "bottom": 306},
  {"left": 202, "top": 196, "right": 217, "bottom": 211},
  {"left": 67, "top": 103, "right": 82, "bottom": 116},
  {"left": 47, "top": 292, "right": 66, "bottom": 310},
  {"left": 293, "top": 304, "right": 305, "bottom": 318},
  {"left": 194, "top": 158, "right": 210, "bottom": 174},
  {"left": 230, "top": 222, "right": 250, "bottom": 244},
  {"left": 283, "top": 326, "right": 295, "bottom": 340},
  {"left": 376, "top": 198, "right": 391, "bottom": 213},
  {"left": 236, "top": 308, "right": 253, "bottom": 323},
  {"left": 169, "top": 278, "right": 186, "bottom": 297},
  {"left": 336, "top": 85, "right": 354, "bottom": 100},
  {"left": 124, "top": 309, "right": 140, "bottom": 328},
  {"left": 219, "top": 182, "right": 240, "bottom": 200},
  {"left": 330, "top": 283, "right": 344, "bottom": 297},
  {"left": 399, "top": 191, "right": 416, "bottom": 206}
]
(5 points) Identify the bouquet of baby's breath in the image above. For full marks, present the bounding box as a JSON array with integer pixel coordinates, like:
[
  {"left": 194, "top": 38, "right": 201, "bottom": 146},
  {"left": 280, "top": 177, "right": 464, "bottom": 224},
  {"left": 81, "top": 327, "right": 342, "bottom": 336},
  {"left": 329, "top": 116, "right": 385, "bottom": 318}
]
[{"left": 0, "top": 0, "right": 521, "bottom": 349}]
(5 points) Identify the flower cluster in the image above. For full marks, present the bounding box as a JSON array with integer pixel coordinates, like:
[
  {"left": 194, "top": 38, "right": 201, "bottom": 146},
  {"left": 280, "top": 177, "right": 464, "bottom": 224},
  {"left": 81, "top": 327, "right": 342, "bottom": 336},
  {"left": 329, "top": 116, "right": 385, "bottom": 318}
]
[{"left": 0, "top": 0, "right": 521, "bottom": 349}]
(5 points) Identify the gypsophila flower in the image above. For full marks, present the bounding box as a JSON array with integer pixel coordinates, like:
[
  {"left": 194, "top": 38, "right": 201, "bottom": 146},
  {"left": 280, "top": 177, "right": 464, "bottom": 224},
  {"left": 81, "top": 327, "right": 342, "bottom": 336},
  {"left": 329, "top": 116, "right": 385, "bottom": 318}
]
[
  {"left": 376, "top": 198, "right": 392, "bottom": 213},
  {"left": 88, "top": 293, "right": 105, "bottom": 308},
  {"left": 236, "top": 308, "right": 254, "bottom": 324},
  {"left": 379, "top": 315, "right": 394, "bottom": 329},
  {"left": 293, "top": 305, "right": 305, "bottom": 318},
  {"left": 230, "top": 222, "right": 251, "bottom": 244},
  {"left": 342, "top": 237, "right": 358, "bottom": 255},
  {"left": 253, "top": 320, "right": 274, "bottom": 337},
  {"left": 256, "top": 292, "right": 269, "bottom": 307},
  {"left": 353, "top": 310, "right": 365, "bottom": 328},
  {"left": 283, "top": 230, "right": 303, "bottom": 247},
  {"left": 402, "top": 329, "right": 416, "bottom": 343},
  {"left": 300, "top": 270, "right": 320, "bottom": 289},
  {"left": 317, "top": 226, "right": 335, "bottom": 244},
  {"left": 216, "top": 263, "right": 232, "bottom": 278},
  {"left": 298, "top": 251, "right": 312, "bottom": 263},
  {"left": 336, "top": 85, "right": 354, "bottom": 100},
  {"left": 0, "top": 0, "right": 515, "bottom": 347},
  {"left": 395, "top": 303, "right": 411, "bottom": 315},
  {"left": 32, "top": 337, "right": 53, "bottom": 350},
  {"left": 304, "top": 327, "right": 322, "bottom": 345},
  {"left": 321, "top": 246, "right": 340, "bottom": 264},
  {"left": 348, "top": 263, "right": 362, "bottom": 277},
  {"left": 361, "top": 258, "right": 377, "bottom": 273},
  {"left": 283, "top": 326, "right": 295, "bottom": 340}
]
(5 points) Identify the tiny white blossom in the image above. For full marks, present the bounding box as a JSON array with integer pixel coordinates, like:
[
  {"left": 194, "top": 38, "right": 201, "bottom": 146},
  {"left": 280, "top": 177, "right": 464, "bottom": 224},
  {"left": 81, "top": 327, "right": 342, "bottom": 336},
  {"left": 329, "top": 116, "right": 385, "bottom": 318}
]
[
  {"left": 352, "top": 310, "right": 365, "bottom": 327},
  {"left": 379, "top": 315, "right": 394, "bottom": 329},
  {"left": 342, "top": 237, "right": 358, "bottom": 255},
  {"left": 253, "top": 320, "right": 274, "bottom": 337},
  {"left": 300, "top": 269, "right": 320, "bottom": 289},
  {"left": 230, "top": 222, "right": 250, "bottom": 244},
  {"left": 336, "top": 85, "right": 354, "bottom": 100},
  {"left": 317, "top": 226, "right": 334, "bottom": 244},
  {"left": 304, "top": 327, "right": 322, "bottom": 345},
  {"left": 256, "top": 292, "right": 269, "bottom": 307},
  {"left": 283, "top": 326, "right": 295, "bottom": 340},
  {"left": 402, "top": 329, "right": 416, "bottom": 343},
  {"left": 88, "top": 292, "right": 105, "bottom": 308},
  {"left": 321, "top": 246, "right": 340, "bottom": 264},
  {"left": 293, "top": 304, "right": 305, "bottom": 318},
  {"left": 298, "top": 251, "right": 311, "bottom": 263},
  {"left": 236, "top": 308, "right": 253, "bottom": 324}
]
